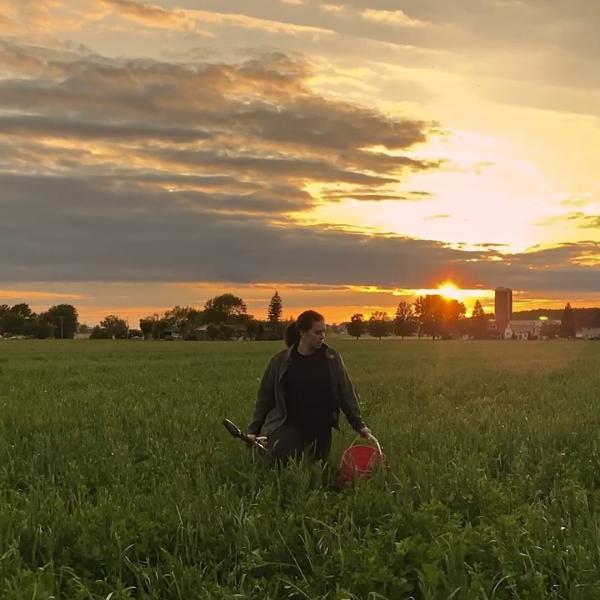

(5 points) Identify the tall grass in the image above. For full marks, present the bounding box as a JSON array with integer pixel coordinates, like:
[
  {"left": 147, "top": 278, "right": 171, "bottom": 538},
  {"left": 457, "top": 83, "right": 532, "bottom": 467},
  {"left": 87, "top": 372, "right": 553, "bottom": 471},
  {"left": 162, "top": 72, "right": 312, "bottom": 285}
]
[{"left": 0, "top": 340, "right": 599, "bottom": 598}]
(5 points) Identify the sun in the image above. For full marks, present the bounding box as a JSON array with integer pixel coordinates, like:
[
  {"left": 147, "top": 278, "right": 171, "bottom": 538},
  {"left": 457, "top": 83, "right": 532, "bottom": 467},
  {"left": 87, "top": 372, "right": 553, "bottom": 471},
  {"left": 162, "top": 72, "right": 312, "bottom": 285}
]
[{"left": 437, "top": 281, "right": 463, "bottom": 301}]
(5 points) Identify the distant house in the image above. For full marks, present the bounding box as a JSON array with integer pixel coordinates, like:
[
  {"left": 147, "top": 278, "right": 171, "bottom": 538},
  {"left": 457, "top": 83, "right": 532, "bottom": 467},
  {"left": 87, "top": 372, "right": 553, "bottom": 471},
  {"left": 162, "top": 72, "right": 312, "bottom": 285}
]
[
  {"left": 192, "top": 325, "right": 210, "bottom": 341},
  {"left": 506, "top": 320, "right": 542, "bottom": 340},
  {"left": 190, "top": 323, "right": 249, "bottom": 341},
  {"left": 576, "top": 327, "right": 600, "bottom": 340},
  {"left": 490, "top": 318, "right": 561, "bottom": 340},
  {"left": 160, "top": 327, "right": 181, "bottom": 340},
  {"left": 488, "top": 319, "right": 517, "bottom": 339}
]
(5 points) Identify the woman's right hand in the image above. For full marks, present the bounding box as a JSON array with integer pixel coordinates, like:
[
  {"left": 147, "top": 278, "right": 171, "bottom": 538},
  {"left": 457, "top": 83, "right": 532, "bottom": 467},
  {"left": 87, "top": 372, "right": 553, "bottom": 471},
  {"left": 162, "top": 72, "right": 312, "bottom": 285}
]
[
  {"left": 246, "top": 434, "right": 257, "bottom": 443},
  {"left": 359, "top": 426, "right": 373, "bottom": 439}
]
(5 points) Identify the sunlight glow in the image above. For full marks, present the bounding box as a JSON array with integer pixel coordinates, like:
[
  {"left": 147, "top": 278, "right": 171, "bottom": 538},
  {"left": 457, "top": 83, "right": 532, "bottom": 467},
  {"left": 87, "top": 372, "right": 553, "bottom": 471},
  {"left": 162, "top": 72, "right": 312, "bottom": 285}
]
[{"left": 437, "top": 281, "right": 462, "bottom": 301}]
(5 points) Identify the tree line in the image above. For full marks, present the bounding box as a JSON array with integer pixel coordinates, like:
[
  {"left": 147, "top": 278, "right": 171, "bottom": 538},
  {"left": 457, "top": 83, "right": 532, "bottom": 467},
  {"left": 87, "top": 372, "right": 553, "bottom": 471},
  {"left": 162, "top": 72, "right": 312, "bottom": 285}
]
[
  {"left": 90, "top": 292, "right": 286, "bottom": 340},
  {"left": 1, "top": 293, "right": 597, "bottom": 340},
  {"left": 0, "top": 292, "right": 285, "bottom": 340},
  {"left": 0, "top": 303, "right": 78, "bottom": 339},
  {"left": 347, "top": 296, "right": 471, "bottom": 340},
  {"left": 345, "top": 298, "right": 598, "bottom": 340}
]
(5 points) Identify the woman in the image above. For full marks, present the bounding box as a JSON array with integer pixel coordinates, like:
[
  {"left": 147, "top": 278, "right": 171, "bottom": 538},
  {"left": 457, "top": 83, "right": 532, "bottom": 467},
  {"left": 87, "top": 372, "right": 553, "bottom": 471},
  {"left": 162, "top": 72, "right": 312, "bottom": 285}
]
[{"left": 247, "top": 310, "right": 373, "bottom": 463}]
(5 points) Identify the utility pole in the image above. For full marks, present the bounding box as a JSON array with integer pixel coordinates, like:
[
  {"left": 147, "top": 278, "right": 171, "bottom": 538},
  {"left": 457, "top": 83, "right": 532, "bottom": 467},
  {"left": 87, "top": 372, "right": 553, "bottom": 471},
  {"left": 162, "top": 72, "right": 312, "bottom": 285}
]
[{"left": 59, "top": 315, "right": 64, "bottom": 340}]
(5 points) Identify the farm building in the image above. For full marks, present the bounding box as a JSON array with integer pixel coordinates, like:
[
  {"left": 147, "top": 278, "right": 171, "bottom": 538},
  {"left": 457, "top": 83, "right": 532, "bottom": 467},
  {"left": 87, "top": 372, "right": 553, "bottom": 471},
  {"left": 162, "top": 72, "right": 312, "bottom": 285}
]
[
  {"left": 192, "top": 325, "right": 210, "bottom": 340},
  {"left": 492, "top": 319, "right": 561, "bottom": 340},
  {"left": 576, "top": 327, "right": 600, "bottom": 340},
  {"left": 504, "top": 320, "right": 543, "bottom": 340}
]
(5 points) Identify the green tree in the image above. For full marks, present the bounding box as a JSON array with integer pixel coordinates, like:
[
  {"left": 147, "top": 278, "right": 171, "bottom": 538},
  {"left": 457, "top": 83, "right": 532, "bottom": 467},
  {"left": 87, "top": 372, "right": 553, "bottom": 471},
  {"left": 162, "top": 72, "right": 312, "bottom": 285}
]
[
  {"left": 89, "top": 326, "right": 112, "bottom": 339},
  {"left": 414, "top": 295, "right": 466, "bottom": 339},
  {"left": 469, "top": 300, "right": 489, "bottom": 339},
  {"left": 206, "top": 323, "right": 220, "bottom": 340},
  {"left": 218, "top": 323, "right": 235, "bottom": 340},
  {"left": 100, "top": 315, "right": 129, "bottom": 339},
  {"left": 245, "top": 319, "right": 265, "bottom": 341},
  {"left": 43, "top": 304, "right": 78, "bottom": 339},
  {"left": 27, "top": 318, "right": 54, "bottom": 339},
  {"left": 560, "top": 302, "right": 576, "bottom": 338},
  {"left": 139, "top": 316, "right": 154, "bottom": 339},
  {"left": 203, "top": 294, "right": 247, "bottom": 325},
  {"left": 10, "top": 303, "right": 32, "bottom": 318},
  {"left": 163, "top": 305, "right": 203, "bottom": 338},
  {"left": 1, "top": 312, "right": 25, "bottom": 336},
  {"left": 0, "top": 303, "right": 35, "bottom": 336},
  {"left": 414, "top": 295, "right": 438, "bottom": 338},
  {"left": 367, "top": 311, "right": 392, "bottom": 340},
  {"left": 139, "top": 314, "right": 166, "bottom": 340},
  {"left": 540, "top": 320, "right": 560, "bottom": 339},
  {"left": 393, "top": 301, "right": 415, "bottom": 338},
  {"left": 267, "top": 291, "right": 283, "bottom": 333},
  {"left": 346, "top": 313, "right": 364, "bottom": 340}
]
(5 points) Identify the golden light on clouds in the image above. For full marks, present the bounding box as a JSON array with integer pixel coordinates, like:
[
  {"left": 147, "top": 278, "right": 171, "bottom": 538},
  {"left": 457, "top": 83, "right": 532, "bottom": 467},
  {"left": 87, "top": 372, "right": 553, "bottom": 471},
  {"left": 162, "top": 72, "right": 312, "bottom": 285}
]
[
  {"left": 572, "top": 253, "right": 600, "bottom": 267},
  {"left": 361, "top": 9, "right": 425, "bottom": 28},
  {"left": 345, "top": 283, "right": 495, "bottom": 314},
  {"left": 0, "top": 289, "right": 86, "bottom": 301},
  {"left": 299, "top": 126, "right": 569, "bottom": 254}
]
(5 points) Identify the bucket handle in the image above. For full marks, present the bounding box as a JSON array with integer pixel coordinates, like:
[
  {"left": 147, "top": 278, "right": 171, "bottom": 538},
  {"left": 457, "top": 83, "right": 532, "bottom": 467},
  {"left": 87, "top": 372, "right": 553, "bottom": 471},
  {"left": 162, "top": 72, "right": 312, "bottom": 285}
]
[{"left": 351, "top": 433, "right": 383, "bottom": 457}]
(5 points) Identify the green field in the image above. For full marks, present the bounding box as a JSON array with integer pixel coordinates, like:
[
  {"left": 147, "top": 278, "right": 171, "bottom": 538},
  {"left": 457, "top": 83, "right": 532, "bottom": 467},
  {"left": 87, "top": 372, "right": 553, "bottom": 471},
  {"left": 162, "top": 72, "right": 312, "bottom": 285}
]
[{"left": 1, "top": 339, "right": 600, "bottom": 599}]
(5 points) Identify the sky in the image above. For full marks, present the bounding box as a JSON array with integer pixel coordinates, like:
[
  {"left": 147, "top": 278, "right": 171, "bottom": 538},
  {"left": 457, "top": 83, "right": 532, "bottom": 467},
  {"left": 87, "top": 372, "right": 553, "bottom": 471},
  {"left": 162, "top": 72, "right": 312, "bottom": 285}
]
[{"left": 1, "top": 0, "right": 599, "bottom": 325}]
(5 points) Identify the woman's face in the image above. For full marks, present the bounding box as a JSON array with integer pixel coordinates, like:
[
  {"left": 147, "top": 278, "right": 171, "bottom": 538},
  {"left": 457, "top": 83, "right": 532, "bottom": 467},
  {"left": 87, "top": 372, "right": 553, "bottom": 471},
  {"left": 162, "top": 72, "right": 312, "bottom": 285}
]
[{"left": 301, "top": 319, "right": 326, "bottom": 350}]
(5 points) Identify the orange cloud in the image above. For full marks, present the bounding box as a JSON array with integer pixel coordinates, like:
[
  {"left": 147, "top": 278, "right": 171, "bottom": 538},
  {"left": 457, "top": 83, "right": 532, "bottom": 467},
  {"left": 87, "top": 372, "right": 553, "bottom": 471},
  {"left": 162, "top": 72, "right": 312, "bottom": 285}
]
[
  {"left": 0, "top": 289, "right": 86, "bottom": 301},
  {"left": 99, "top": 0, "right": 333, "bottom": 35},
  {"left": 361, "top": 9, "right": 426, "bottom": 28},
  {"left": 0, "top": 0, "right": 103, "bottom": 34},
  {"left": 99, "top": 0, "right": 194, "bottom": 30}
]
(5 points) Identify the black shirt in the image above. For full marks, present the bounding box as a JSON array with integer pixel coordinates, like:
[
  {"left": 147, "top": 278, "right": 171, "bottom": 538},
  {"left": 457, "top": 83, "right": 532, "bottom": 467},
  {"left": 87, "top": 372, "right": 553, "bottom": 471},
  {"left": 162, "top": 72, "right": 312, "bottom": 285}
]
[{"left": 283, "top": 345, "right": 334, "bottom": 436}]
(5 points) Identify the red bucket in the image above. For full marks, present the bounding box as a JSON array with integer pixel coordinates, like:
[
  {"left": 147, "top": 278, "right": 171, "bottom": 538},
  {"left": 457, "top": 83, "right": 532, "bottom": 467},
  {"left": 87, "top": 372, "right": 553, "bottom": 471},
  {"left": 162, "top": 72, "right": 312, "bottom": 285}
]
[{"left": 338, "top": 437, "right": 384, "bottom": 486}]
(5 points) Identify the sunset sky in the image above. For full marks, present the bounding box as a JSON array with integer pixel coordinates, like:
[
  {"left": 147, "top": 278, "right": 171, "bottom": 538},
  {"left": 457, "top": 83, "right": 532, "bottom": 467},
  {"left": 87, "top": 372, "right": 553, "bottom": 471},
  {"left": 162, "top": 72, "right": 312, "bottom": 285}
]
[{"left": 1, "top": 0, "right": 599, "bottom": 325}]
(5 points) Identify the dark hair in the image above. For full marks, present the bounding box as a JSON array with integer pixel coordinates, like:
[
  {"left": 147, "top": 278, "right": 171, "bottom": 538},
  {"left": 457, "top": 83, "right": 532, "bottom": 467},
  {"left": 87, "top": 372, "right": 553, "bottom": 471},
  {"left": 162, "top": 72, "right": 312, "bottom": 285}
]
[{"left": 284, "top": 309, "right": 325, "bottom": 347}]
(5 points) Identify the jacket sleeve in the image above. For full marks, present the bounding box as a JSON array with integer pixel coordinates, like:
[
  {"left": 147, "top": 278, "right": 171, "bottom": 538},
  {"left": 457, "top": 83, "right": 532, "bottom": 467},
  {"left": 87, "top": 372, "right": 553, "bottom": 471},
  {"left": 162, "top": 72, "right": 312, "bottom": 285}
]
[
  {"left": 247, "top": 357, "right": 277, "bottom": 435},
  {"left": 337, "top": 353, "right": 366, "bottom": 432}
]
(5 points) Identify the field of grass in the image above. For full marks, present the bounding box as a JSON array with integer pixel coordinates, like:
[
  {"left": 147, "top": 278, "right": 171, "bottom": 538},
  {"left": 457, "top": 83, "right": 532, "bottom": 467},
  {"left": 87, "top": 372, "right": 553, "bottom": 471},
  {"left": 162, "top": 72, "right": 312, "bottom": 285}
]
[{"left": 1, "top": 339, "right": 600, "bottom": 599}]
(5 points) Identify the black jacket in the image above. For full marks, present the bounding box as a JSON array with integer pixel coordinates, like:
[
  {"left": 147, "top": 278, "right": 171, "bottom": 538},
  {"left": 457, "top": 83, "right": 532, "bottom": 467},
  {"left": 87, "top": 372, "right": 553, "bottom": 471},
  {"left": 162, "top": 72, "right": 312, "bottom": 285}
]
[{"left": 248, "top": 343, "right": 366, "bottom": 436}]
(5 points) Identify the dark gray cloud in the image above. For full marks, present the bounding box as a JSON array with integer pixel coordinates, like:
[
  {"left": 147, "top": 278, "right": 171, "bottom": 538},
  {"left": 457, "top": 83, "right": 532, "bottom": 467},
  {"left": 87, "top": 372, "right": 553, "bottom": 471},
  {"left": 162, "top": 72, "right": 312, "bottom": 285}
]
[
  {"left": 135, "top": 147, "right": 400, "bottom": 185},
  {"left": 0, "top": 79, "right": 432, "bottom": 165},
  {"left": 0, "top": 115, "right": 213, "bottom": 143},
  {"left": 0, "top": 41, "right": 434, "bottom": 205},
  {"left": 1, "top": 173, "right": 597, "bottom": 292}
]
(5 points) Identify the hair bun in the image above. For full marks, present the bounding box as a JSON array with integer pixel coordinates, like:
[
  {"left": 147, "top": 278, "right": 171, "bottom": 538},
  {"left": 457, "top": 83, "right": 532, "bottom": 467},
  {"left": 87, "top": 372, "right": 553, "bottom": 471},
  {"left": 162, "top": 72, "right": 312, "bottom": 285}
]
[{"left": 284, "top": 322, "right": 300, "bottom": 347}]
